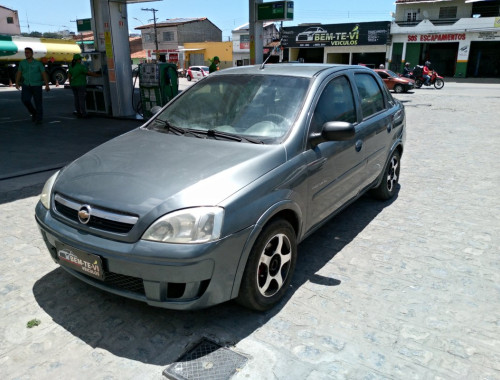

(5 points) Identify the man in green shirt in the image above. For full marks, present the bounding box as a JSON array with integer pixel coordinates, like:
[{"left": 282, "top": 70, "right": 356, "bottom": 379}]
[
  {"left": 15, "top": 47, "right": 50, "bottom": 124},
  {"left": 209, "top": 56, "right": 220, "bottom": 74},
  {"left": 68, "top": 53, "right": 100, "bottom": 118}
]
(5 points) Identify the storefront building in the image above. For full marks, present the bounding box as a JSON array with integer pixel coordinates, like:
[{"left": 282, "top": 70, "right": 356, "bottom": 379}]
[
  {"left": 390, "top": 0, "right": 500, "bottom": 77},
  {"left": 281, "top": 21, "right": 391, "bottom": 68}
]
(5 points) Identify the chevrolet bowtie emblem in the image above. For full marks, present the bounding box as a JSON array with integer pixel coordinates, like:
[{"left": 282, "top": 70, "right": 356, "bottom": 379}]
[{"left": 78, "top": 205, "right": 92, "bottom": 224}]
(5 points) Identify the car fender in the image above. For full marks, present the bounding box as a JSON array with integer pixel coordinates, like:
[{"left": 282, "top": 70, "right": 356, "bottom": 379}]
[{"left": 230, "top": 198, "right": 303, "bottom": 299}]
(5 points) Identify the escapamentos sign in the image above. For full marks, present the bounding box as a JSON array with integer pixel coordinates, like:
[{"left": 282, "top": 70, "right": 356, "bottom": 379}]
[
  {"left": 282, "top": 21, "right": 390, "bottom": 48},
  {"left": 408, "top": 33, "right": 466, "bottom": 42}
]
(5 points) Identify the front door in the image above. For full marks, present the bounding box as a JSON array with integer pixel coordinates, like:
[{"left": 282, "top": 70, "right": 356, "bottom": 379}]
[{"left": 305, "top": 74, "right": 365, "bottom": 231}]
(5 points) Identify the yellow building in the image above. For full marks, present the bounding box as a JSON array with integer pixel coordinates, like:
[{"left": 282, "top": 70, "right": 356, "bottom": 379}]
[{"left": 182, "top": 41, "right": 233, "bottom": 70}]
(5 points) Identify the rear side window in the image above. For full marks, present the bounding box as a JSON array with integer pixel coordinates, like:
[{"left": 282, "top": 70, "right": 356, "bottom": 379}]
[
  {"left": 354, "top": 73, "right": 385, "bottom": 118},
  {"left": 310, "top": 76, "right": 357, "bottom": 134}
]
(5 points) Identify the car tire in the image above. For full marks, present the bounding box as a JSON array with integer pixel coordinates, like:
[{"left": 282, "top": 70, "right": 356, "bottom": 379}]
[
  {"left": 50, "top": 69, "right": 67, "bottom": 85},
  {"left": 237, "top": 219, "right": 297, "bottom": 311},
  {"left": 371, "top": 150, "right": 401, "bottom": 200},
  {"left": 394, "top": 84, "right": 404, "bottom": 93},
  {"left": 186, "top": 75, "right": 191, "bottom": 81}
]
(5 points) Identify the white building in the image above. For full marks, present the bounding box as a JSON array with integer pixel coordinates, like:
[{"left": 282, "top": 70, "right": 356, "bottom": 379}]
[
  {"left": 232, "top": 22, "right": 279, "bottom": 65},
  {"left": 389, "top": 0, "right": 500, "bottom": 77}
]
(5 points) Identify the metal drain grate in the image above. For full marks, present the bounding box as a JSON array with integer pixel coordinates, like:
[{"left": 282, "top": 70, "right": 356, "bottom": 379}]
[{"left": 163, "top": 338, "right": 248, "bottom": 380}]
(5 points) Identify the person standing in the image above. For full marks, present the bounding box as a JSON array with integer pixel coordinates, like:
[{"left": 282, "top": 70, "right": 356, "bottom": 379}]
[
  {"left": 15, "top": 47, "right": 50, "bottom": 124},
  {"left": 67, "top": 54, "right": 100, "bottom": 118},
  {"left": 209, "top": 56, "right": 220, "bottom": 74}
]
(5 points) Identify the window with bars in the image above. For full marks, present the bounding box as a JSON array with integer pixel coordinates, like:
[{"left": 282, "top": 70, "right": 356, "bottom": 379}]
[
  {"left": 162, "top": 31, "right": 174, "bottom": 41},
  {"left": 439, "top": 6, "right": 457, "bottom": 19}
]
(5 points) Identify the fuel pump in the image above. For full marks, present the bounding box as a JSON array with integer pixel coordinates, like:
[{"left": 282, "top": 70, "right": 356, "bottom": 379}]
[{"left": 138, "top": 62, "right": 179, "bottom": 118}]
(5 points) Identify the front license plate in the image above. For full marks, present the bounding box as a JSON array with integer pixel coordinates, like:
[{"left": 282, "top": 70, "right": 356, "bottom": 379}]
[{"left": 57, "top": 243, "right": 105, "bottom": 281}]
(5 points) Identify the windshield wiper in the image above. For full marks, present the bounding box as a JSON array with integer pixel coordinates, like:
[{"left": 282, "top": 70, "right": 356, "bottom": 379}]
[
  {"left": 159, "top": 119, "right": 185, "bottom": 135},
  {"left": 190, "top": 129, "right": 263, "bottom": 144}
]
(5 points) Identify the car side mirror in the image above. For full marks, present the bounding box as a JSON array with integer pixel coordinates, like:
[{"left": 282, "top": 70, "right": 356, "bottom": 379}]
[{"left": 310, "top": 121, "right": 355, "bottom": 147}]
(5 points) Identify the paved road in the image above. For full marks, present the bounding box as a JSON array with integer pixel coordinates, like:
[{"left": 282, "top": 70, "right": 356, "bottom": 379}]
[{"left": 1, "top": 81, "right": 499, "bottom": 379}]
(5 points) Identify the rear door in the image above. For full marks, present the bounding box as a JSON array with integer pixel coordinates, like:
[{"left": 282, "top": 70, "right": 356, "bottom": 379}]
[{"left": 353, "top": 71, "right": 394, "bottom": 187}]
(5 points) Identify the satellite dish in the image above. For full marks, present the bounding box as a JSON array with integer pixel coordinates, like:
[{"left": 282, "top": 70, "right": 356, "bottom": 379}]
[{"left": 423, "top": 10, "right": 429, "bottom": 19}]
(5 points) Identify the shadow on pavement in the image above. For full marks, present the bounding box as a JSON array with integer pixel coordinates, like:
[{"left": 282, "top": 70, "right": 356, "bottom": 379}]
[{"left": 32, "top": 190, "right": 398, "bottom": 366}]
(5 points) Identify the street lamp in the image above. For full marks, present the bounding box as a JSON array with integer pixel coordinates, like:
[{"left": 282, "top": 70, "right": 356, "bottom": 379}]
[{"left": 141, "top": 8, "right": 159, "bottom": 61}]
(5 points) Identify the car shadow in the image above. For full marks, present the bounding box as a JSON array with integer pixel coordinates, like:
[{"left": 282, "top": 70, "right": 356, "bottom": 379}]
[{"left": 32, "top": 189, "right": 399, "bottom": 366}]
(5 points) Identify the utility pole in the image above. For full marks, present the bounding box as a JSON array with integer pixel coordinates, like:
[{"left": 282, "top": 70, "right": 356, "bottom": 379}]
[{"left": 141, "top": 8, "right": 159, "bottom": 61}]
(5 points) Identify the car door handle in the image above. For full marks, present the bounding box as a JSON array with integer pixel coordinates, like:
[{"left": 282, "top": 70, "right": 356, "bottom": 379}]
[
  {"left": 355, "top": 140, "right": 363, "bottom": 152},
  {"left": 387, "top": 123, "right": 393, "bottom": 133}
]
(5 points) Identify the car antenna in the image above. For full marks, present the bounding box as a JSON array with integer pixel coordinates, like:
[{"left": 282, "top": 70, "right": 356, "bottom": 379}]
[{"left": 260, "top": 41, "right": 281, "bottom": 70}]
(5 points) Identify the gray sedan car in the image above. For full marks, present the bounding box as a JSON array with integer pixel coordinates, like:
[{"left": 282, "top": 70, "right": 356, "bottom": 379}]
[{"left": 35, "top": 63, "right": 405, "bottom": 311}]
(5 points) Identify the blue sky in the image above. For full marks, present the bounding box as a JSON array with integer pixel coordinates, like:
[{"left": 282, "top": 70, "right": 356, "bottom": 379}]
[{"left": 3, "top": 0, "right": 397, "bottom": 39}]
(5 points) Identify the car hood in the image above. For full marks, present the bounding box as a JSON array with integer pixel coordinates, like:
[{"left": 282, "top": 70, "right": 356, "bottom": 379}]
[{"left": 54, "top": 128, "right": 286, "bottom": 217}]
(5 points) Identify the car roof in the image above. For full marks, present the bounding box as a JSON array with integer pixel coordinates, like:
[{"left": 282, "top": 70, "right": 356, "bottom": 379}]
[{"left": 215, "top": 63, "right": 373, "bottom": 78}]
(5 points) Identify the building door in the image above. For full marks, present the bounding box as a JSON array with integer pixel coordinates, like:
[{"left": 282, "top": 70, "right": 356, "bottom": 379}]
[
  {"left": 468, "top": 41, "right": 500, "bottom": 78},
  {"left": 190, "top": 53, "right": 205, "bottom": 66},
  {"left": 427, "top": 43, "right": 458, "bottom": 77}
]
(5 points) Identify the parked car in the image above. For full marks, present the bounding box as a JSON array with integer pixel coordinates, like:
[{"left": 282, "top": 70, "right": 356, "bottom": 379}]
[
  {"left": 186, "top": 65, "right": 210, "bottom": 81},
  {"left": 35, "top": 64, "right": 406, "bottom": 311},
  {"left": 374, "top": 69, "right": 415, "bottom": 93}
]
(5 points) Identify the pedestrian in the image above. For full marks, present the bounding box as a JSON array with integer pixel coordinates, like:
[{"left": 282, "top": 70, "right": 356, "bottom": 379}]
[
  {"left": 67, "top": 53, "right": 100, "bottom": 118},
  {"left": 209, "top": 56, "right": 220, "bottom": 74},
  {"left": 15, "top": 47, "right": 50, "bottom": 124}
]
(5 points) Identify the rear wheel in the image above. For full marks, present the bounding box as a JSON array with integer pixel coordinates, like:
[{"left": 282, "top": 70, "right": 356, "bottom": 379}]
[
  {"left": 186, "top": 75, "right": 191, "bottom": 81},
  {"left": 50, "top": 69, "right": 67, "bottom": 85},
  {"left": 237, "top": 219, "right": 297, "bottom": 311},
  {"left": 394, "top": 84, "right": 404, "bottom": 93},
  {"left": 371, "top": 150, "right": 401, "bottom": 200},
  {"left": 434, "top": 78, "right": 444, "bottom": 89}
]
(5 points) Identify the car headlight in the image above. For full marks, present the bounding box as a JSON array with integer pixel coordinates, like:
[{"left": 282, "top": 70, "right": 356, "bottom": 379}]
[
  {"left": 142, "top": 207, "right": 224, "bottom": 244},
  {"left": 40, "top": 171, "right": 59, "bottom": 209}
]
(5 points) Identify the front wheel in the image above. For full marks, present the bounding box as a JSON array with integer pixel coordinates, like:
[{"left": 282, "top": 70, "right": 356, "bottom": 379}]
[
  {"left": 371, "top": 150, "right": 401, "bottom": 200},
  {"left": 237, "top": 219, "right": 297, "bottom": 311},
  {"left": 414, "top": 79, "right": 423, "bottom": 89},
  {"left": 394, "top": 84, "right": 404, "bottom": 93},
  {"left": 186, "top": 75, "right": 191, "bottom": 81},
  {"left": 434, "top": 78, "right": 444, "bottom": 89}
]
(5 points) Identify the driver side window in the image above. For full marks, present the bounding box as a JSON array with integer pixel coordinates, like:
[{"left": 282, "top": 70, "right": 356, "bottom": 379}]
[{"left": 310, "top": 76, "right": 357, "bottom": 134}]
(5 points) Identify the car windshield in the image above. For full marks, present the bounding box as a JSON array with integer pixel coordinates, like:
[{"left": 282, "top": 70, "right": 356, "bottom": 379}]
[
  {"left": 201, "top": 66, "right": 209, "bottom": 72},
  {"left": 150, "top": 74, "right": 311, "bottom": 143},
  {"left": 387, "top": 70, "right": 399, "bottom": 78}
]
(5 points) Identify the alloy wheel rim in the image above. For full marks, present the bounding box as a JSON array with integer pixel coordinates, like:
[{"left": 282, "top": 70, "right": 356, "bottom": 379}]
[
  {"left": 257, "top": 233, "right": 291, "bottom": 297},
  {"left": 387, "top": 156, "right": 399, "bottom": 192}
]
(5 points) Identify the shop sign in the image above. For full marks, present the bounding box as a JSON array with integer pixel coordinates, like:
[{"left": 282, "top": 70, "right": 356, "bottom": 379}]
[
  {"left": 408, "top": 33, "right": 466, "bottom": 42},
  {"left": 282, "top": 21, "right": 389, "bottom": 48},
  {"left": 477, "top": 31, "right": 500, "bottom": 40},
  {"left": 240, "top": 35, "right": 250, "bottom": 50}
]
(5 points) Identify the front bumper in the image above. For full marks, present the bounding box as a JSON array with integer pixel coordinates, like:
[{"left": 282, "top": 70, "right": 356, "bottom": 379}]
[{"left": 35, "top": 202, "right": 252, "bottom": 310}]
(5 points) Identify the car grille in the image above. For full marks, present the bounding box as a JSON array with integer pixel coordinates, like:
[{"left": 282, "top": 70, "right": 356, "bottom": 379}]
[
  {"left": 54, "top": 193, "right": 138, "bottom": 234},
  {"left": 103, "top": 271, "right": 145, "bottom": 294}
]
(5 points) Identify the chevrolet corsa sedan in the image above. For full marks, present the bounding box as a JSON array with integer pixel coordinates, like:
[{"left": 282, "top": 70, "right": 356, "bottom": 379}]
[{"left": 36, "top": 64, "right": 405, "bottom": 311}]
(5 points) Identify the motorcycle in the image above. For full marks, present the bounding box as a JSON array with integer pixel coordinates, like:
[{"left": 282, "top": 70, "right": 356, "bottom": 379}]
[{"left": 414, "top": 71, "right": 445, "bottom": 90}]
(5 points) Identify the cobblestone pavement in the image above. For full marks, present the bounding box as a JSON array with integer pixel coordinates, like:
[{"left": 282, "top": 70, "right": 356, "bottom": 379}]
[{"left": 1, "top": 82, "right": 499, "bottom": 379}]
